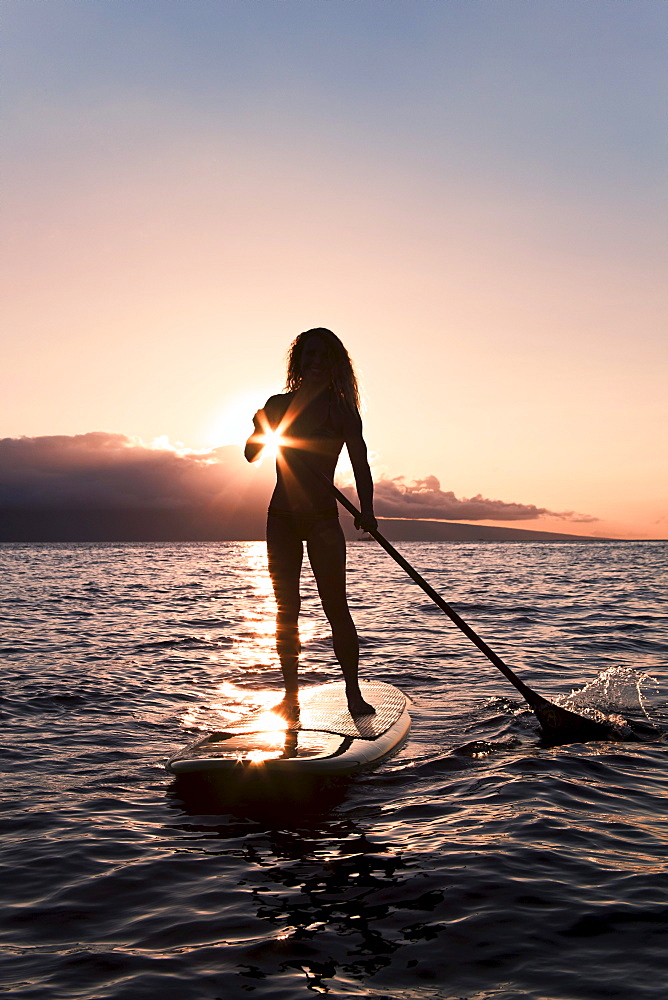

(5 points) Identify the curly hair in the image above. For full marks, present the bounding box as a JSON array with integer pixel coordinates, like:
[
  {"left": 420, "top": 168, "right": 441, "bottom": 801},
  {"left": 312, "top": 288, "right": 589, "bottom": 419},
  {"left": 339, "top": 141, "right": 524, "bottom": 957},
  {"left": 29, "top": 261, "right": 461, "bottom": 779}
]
[{"left": 285, "top": 328, "right": 361, "bottom": 411}]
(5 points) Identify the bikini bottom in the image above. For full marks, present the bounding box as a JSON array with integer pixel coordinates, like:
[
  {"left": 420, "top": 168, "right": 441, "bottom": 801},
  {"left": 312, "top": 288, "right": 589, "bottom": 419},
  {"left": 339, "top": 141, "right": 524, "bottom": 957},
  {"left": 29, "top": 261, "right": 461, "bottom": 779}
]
[{"left": 267, "top": 507, "right": 340, "bottom": 543}]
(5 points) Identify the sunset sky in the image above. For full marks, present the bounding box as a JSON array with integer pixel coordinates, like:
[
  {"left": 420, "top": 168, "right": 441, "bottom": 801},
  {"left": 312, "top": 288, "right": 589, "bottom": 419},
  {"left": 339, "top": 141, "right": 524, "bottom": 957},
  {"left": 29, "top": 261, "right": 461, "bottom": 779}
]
[{"left": 3, "top": 1, "right": 666, "bottom": 539}]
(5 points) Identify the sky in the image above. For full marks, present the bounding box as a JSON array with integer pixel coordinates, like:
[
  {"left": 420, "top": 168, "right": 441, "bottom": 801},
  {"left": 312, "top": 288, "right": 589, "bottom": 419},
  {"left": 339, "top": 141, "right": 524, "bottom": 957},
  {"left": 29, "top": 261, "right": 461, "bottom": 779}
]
[{"left": 2, "top": 0, "right": 666, "bottom": 539}]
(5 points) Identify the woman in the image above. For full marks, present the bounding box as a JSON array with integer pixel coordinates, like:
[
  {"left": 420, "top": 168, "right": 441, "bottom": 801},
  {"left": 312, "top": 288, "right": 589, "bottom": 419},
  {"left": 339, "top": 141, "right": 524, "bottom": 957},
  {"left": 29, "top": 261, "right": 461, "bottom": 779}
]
[{"left": 245, "top": 328, "right": 377, "bottom": 717}]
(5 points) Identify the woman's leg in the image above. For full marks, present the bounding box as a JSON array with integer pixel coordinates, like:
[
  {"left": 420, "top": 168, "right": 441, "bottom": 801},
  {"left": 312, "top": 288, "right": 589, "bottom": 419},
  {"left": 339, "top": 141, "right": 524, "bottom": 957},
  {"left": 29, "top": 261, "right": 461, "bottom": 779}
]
[
  {"left": 266, "top": 515, "right": 303, "bottom": 700},
  {"left": 306, "top": 521, "right": 375, "bottom": 715}
]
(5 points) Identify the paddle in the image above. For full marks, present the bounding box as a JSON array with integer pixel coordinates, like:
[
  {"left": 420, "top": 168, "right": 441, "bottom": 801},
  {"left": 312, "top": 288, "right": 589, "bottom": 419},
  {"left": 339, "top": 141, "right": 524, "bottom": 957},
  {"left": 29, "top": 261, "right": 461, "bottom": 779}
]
[{"left": 323, "top": 477, "right": 620, "bottom": 743}]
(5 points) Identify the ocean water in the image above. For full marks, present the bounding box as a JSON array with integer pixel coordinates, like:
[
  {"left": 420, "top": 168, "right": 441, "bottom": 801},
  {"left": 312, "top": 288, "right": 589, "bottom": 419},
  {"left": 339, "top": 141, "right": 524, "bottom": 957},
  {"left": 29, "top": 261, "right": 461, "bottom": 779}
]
[{"left": 1, "top": 539, "right": 666, "bottom": 1000}]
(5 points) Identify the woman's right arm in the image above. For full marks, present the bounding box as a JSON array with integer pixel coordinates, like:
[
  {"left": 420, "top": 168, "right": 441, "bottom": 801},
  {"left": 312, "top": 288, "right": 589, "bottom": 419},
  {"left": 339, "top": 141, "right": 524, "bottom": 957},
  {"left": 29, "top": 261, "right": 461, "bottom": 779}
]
[{"left": 244, "top": 409, "right": 266, "bottom": 463}]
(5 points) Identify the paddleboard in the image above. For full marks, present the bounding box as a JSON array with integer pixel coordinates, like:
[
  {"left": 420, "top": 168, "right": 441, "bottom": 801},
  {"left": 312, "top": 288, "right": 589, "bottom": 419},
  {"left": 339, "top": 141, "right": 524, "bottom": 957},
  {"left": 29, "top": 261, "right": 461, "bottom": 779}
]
[{"left": 166, "top": 680, "right": 410, "bottom": 777}]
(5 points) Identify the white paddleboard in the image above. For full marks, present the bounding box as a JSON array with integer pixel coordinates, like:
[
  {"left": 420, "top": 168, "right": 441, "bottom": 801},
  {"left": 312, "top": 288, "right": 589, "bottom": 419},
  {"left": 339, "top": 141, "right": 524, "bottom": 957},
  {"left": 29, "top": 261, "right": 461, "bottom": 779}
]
[{"left": 166, "top": 680, "right": 410, "bottom": 777}]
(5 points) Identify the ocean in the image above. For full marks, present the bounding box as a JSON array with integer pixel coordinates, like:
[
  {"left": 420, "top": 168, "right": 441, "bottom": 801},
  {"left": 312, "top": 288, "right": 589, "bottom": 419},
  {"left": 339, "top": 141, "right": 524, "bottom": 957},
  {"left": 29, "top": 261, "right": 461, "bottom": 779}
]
[{"left": 1, "top": 540, "right": 666, "bottom": 1000}]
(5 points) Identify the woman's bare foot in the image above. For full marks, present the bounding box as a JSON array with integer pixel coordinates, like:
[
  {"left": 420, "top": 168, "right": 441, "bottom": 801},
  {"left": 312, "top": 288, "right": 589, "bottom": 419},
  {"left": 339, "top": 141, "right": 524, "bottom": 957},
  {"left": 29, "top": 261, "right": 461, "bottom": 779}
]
[
  {"left": 347, "top": 694, "right": 376, "bottom": 716},
  {"left": 273, "top": 695, "right": 300, "bottom": 725}
]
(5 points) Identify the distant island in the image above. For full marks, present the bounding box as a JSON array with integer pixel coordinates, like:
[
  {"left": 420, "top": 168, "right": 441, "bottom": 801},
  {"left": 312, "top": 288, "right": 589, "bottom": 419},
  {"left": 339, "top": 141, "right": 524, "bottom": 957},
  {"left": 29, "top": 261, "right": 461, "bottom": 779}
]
[
  {"left": 0, "top": 507, "right": 613, "bottom": 543},
  {"left": 346, "top": 518, "right": 612, "bottom": 543}
]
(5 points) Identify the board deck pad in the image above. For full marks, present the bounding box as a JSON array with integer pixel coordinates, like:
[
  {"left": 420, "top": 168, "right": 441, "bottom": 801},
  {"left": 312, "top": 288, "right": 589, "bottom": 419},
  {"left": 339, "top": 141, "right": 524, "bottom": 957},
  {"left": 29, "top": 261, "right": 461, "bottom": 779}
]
[
  {"left": 166, "top": 680, "right": 410, "bottom": 777},
  {"left": 294, "top": 680, "right": 406, "bottom": 738}
]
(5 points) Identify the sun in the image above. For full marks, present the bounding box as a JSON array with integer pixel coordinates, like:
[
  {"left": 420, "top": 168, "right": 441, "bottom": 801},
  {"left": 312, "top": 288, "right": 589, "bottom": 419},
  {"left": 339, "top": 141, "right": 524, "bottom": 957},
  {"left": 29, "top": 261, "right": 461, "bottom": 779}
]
[
  {"left": 252, "top": 408, "right": 290, "bottom": 461},
  {"left": 261, "top": 426, "right": 285, "bottom": 459}
]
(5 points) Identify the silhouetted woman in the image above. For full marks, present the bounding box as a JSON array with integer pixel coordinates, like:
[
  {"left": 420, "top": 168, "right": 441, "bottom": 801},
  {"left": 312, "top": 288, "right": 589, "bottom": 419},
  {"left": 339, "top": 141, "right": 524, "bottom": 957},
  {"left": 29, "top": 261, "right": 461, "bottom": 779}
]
[{"left": 245, "top": 328, "right": 377, "bottom": 716}]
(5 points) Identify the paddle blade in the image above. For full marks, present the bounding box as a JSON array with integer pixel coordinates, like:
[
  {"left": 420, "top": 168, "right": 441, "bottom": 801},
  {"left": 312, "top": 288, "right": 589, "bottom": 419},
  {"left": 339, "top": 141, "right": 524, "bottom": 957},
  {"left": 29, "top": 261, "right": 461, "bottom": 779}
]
[{"left": 528, "top": 693, "right": 621, "bottom": 744}]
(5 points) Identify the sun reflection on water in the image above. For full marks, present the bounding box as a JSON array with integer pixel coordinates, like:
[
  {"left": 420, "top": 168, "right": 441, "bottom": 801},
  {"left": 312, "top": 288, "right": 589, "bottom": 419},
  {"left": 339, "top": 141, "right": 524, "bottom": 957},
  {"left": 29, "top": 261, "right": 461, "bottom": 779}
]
[
  {"left": 180, "top": 541, "right": 320, "bottom": 733},
  {"left": 232, "top": 542, "right": 277, "bottom": 672},
  {"left": 224, "top": 542, "right": 318, "bottom": 677},
  {"left": 181, "top": 680, "right": 289, "bottom": 731}
]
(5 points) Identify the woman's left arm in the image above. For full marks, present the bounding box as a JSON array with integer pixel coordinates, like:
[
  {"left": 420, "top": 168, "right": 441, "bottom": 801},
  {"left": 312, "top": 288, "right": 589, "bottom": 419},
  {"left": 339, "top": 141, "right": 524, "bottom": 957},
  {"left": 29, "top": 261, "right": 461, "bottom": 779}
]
[{"left": 343, "top": 409, "right": 378, "bottom": 532}]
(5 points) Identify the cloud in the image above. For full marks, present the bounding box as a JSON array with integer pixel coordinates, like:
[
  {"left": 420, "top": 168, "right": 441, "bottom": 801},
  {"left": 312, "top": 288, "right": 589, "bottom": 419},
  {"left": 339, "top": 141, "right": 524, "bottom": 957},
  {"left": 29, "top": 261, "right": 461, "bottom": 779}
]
[
  {"left": 341, "top": 474, "right": 598, "bottom": 524},
  {"left": 0, "top": 432, "right": 248, "bottom": 505},
  {"left": 0, "top": 432, "right": 280, "bottom": 540},
  {"left": 0, "top": 435, "right": 596, "bottom": 534},
  {"left": 0, "top": 431, "right": 276, "bottom": 530}
]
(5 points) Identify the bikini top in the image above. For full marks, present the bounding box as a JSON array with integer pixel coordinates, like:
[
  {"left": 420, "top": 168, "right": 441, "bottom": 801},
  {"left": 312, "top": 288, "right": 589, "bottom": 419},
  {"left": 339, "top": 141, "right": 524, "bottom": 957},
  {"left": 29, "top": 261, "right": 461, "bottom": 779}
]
[{"left": 264, "top": 391, "right": 346, "bottom": 449}]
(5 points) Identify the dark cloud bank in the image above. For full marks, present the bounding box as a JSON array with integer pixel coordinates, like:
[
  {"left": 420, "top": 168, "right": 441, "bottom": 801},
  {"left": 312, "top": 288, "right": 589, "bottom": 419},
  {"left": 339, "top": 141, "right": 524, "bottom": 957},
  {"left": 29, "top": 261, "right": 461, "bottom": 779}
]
[{"left": 0, "top": 433, "right": 600, "bottom": 542}]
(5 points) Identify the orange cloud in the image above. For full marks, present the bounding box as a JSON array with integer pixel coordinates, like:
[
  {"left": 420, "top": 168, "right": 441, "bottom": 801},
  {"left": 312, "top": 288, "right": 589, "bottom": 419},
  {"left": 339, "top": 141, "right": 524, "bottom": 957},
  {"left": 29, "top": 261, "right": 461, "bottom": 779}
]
[{"left": 346, "top": 474, "right": 597, "bottom": 524}]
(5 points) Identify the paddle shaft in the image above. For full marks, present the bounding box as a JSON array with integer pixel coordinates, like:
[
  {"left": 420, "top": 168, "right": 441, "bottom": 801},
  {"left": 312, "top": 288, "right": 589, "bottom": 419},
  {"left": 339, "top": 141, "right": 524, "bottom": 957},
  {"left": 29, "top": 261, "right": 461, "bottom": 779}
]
[{"left": 327, "top": 479, "right": 542, "bottom": 708}]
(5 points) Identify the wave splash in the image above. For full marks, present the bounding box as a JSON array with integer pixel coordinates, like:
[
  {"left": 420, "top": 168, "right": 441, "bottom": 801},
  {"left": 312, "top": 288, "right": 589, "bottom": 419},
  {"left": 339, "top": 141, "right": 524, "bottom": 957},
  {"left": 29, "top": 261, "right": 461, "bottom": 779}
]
[{"left": 559, "top": 665, "right": 664, "bottom": 740}]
